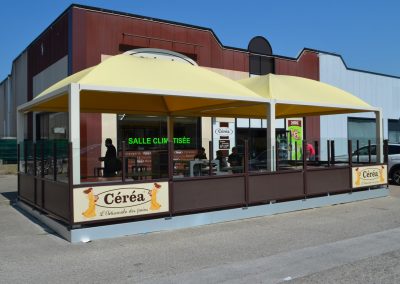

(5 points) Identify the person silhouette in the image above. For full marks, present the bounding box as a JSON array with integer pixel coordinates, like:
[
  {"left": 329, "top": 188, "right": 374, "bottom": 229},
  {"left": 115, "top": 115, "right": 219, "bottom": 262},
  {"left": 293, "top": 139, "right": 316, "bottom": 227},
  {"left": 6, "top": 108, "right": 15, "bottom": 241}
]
[{"left": 99, "top": 138, "right": 117, "bottom": 177}]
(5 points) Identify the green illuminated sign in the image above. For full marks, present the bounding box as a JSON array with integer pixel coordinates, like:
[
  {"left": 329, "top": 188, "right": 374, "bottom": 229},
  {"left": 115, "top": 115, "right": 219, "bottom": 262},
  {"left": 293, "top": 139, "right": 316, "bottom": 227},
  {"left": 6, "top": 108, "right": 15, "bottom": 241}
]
[{"left": 128, "top": 137, "right": 191, "bottom": 145}]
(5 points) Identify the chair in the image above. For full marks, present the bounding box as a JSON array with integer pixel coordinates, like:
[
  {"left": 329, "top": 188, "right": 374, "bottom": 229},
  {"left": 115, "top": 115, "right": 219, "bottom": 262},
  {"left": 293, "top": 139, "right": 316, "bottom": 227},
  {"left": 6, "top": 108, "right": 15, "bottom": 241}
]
[
  {"left": 94, "top": 167, "right": 104, "bottom": 177},
  {"left": 132, "top": 165, "right": 148, "bottom": 180}
]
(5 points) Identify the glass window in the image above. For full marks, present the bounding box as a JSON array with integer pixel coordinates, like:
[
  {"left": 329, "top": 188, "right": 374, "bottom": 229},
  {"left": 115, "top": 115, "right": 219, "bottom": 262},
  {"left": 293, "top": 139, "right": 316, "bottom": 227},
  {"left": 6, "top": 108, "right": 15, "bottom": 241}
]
[
  {"left": 237, "top": 118, "right": 249, "bottom": 128},
  {"left": 250, "top": 119, "right": 262, "bottom": 128},
  {"left": 117, "top": 115, "right": 201, "bottom": 179},
  {"left": 389, "top": 145, "right": 400, "bottom": 155},
  {"left": 37, "top": 112, "right": 68, "bottom": 140},
  {"left": 389, "top": 119, "right": 400, "bottom": 143},
  {"left": 348, "top": 117, "right": 376, "bottom": 148}
]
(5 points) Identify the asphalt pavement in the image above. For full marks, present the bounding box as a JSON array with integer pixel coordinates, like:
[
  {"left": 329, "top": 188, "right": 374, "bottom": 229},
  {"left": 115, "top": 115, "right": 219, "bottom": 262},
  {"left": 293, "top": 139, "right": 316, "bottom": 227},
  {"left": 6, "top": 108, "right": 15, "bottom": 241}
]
[{"left": 1, "top": 174, "right": 400, "bottom": 283}]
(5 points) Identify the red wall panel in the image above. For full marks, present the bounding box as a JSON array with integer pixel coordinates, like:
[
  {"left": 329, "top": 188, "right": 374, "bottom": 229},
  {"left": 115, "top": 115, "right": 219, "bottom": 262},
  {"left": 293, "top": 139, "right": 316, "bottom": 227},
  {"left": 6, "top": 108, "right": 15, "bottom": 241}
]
[
  {"left": 26, "top": 12, "right": 69, "bottom": 139},
  {"left": 275, "top": 51, "right": 320, "bottom": 142},
  {"left": 71, "top": 7, "right": 248, "bottom": 72}
]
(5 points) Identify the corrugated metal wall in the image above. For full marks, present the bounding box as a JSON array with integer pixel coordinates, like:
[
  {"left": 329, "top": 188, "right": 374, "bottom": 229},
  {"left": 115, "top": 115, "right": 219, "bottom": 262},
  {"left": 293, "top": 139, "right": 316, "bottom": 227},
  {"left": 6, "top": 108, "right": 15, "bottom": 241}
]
[
  {"left": 319, "top": 53, "right": 400, "bottom": 156},
  {"left": 0, "top": 80, "right": 5, "bottom": 137},
  {"left": 11, "top": 50, "right": 28, "bottom": 137},
  {"left": 0, "top": 77, "right": 13, "bottom": 137}
]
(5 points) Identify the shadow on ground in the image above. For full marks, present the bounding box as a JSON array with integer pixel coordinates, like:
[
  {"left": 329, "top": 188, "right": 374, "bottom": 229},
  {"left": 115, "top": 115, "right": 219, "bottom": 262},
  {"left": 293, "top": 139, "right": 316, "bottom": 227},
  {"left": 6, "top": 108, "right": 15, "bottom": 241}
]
[{"left": 1, "top": 192, "right": 17, "bottom": 203}]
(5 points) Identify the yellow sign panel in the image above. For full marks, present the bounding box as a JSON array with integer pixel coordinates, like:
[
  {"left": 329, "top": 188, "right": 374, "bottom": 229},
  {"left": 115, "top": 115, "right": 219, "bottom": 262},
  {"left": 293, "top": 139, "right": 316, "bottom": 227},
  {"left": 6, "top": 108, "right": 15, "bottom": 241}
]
[
  {"left": 73, "top": 182, "right": 169, "bottom": 223},
  {"left": 352, "top": 165, "right": 387, "bottom": 188}
]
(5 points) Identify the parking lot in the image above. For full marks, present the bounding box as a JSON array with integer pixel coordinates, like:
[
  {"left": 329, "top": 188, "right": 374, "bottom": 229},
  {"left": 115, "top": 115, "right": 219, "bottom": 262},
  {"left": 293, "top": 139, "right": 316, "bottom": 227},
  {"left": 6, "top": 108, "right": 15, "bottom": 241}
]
[{"left": 1, "top": 174, "right": 400, "bottom": 283}]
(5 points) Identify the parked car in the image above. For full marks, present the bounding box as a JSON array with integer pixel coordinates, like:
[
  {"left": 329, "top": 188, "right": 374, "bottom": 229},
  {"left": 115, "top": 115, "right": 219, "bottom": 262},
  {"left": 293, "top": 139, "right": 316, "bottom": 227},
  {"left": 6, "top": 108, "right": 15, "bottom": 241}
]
[
  {"left": 347, "top": 144, "right": 400, "bottom": 185},
  {"left": 248, "top": 146, "right": 289, "bottom": 170}
]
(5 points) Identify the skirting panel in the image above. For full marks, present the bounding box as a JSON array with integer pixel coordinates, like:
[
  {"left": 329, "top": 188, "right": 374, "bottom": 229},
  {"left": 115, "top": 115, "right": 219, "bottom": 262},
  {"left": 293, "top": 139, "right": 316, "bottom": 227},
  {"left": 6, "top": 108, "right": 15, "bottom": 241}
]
[{"left": 16, "top": 187, "right": 389, "bottom": 243}]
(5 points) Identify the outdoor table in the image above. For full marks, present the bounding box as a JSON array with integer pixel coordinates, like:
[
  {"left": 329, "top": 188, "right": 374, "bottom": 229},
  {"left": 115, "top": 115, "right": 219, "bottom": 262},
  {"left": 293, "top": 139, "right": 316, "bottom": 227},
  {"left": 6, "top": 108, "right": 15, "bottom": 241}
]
[
  {"left": 190, "top": 159, "right": 220, "bottom": 176},
  {"left": 221, "top": 166, "right": 243, "bottom": 173}
]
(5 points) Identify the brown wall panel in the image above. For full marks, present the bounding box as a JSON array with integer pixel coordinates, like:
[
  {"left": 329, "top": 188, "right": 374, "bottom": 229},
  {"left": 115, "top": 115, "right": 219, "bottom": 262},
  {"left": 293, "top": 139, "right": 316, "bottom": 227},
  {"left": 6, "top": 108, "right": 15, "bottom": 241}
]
[
  {"left": 248, "top": 171, "right": 304, "bottom": 203},
  {"left": 43, "top": 180, "right": 70, "bottom": 221},
  {"left": 173, "top": 176, "right": 246, "bottom": 213},
  {"left": 35, "top": 179, "right": 43, "bottom": 207},
  {"left": 275, "top": 51, "right": 320, "bottom": 142},
  {"left": 19, "top": 174, "right": 35, "bottom": 203},
  {"left": 306, "top": 167, "right": 350, "bottom": 195}
]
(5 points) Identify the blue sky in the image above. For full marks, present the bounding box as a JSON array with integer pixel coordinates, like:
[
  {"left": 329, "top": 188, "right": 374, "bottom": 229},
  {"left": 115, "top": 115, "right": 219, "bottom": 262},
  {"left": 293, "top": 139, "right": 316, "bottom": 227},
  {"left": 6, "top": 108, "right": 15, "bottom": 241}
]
[{"left": 0, "top": 0, "right": 399, "bottom": 80}]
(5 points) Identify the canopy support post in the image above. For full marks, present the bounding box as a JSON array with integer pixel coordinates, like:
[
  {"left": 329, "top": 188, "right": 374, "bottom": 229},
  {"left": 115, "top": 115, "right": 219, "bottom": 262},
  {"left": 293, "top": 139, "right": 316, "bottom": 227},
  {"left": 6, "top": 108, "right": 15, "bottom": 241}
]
[
  {"left": 375, "top": 109, "right": 383, "bottom": 164},
  {"left": 167, "top": 116, "right": 174, "bottom": 143},
  {"left": 267, "top": 102, "right": 276, "bottom": 171},
  {"left": 69, "top": 83, "right": 80, "bottom": 185},
  {"left": 167, "top": 115, "right": 174, "bottom": 178}
]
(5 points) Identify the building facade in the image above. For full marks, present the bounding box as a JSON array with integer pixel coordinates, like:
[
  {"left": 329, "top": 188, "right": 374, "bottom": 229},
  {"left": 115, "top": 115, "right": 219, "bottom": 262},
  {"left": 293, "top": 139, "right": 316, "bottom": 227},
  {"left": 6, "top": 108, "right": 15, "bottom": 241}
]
[{"left": 1, "top": 4, "right": 399, "bottom": 167}]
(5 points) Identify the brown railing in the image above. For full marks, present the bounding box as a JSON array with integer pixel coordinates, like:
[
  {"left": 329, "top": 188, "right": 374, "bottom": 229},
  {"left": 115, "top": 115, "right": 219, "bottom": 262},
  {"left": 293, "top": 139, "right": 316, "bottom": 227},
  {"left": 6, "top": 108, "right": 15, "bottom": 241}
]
[{"left": 18, "top": 138, "right": 388, "bottom": 226}]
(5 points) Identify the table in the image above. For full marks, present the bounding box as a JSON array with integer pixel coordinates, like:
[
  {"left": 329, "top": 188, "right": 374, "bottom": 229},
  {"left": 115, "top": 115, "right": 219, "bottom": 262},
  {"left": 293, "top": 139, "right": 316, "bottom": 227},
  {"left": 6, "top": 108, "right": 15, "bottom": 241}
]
[{"left": 189, "top": 159, "right": 220, "bottom": 177}]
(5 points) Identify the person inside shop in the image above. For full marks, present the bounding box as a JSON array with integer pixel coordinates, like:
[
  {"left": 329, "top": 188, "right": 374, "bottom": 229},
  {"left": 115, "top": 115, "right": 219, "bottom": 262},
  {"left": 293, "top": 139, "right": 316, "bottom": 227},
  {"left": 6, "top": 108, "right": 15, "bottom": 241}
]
[
  {"left": 216, "top": 150, "right": 228, "bottom": 169},
  {"left": 194, "top": 147, "right": 207, "bottom": 160},
  {"left": 228, "top": 147, "right": 242, "bottom": 173},
  {"left": 306, "top": 143, "right": 316, "bottom": 161},
  {"left": 99, "top": 138, "right": 118, "bottom": 177},
  {"left": 193, "top": 147, "right": 207, "bottom": 176}
]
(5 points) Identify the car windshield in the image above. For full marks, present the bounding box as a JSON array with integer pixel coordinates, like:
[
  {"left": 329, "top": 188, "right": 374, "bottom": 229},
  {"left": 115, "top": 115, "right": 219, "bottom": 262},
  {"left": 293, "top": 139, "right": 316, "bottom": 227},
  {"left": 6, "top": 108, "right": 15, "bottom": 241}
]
[{"left": 354, "top": 145, "right": 376, "bottom": 155}]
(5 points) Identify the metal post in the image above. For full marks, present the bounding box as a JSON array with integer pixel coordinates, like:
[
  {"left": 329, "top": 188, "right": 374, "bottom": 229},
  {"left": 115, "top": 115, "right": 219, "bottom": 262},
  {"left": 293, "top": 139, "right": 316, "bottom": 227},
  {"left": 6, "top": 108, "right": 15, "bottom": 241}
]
[
  {"left": 384, "top": 139, "right": 389, "bottom": 164},
  {"left": 244, "top": 140, "right": 249, "bottom": 173},
  {"left": 244, "top": 139, "right": 249, "bottom": 207},
  {"left": 68, "top": 143, "right": 73, "bottom": 185},
  {"left": 168, "top": 140, "right": 174, "bottom": 216},
  {"left": 375, "top": 110, "right": 383, "bottom": 163},
  {"left": 330, "top": 140, "right": 335, "bottom": 165},
  {"left": 24, "top": 142, "right": 27, "bottom": 174},
  {"left": 356, "top": 140, "right": 360, "bottom": 164},
  {"left": 41, "top": 142, "right": 45, "bottom": 178},
  {"left": 266, "top": 102, "right": 276, "bottom": 171},
  {"left": 68, "top": 142, "right": 73, "bottom": 226},
  {"left": 276, "top": 142, "right": 280, "bottom": 171},
  {"left": 303, "top": 140, "right": 307, "bottom": 197},
  {"left": 348, "top": 140, "right": 353, "bottom": 167},
  {"left": 208, "top": 140, "right": 213, "bottom": 176},
  {"left": 314, "top": 140, "right": 319, "bottom": 162},
  {"left": 327, "top": 140, "right": 331, "bottom": 167},
  {"left": 17, "top": 144, "right": 20, "bottom": 173},
  {"left": 33, "top": 143, "right": 37, "bottom": 177},
  {"left": 53, "top": 141, "right": 57, "bottom": 181},
  {"left": 168, "top": 141, "right": 173, "bottom": 180},
  {"left": 302, "top": 140, "right": 307, "bottom": 169},
  {"left": 348, "top": 140, "right": 353, "bottom": 193},
  {"left": 69, "top": 83, "right": 81, "bottom": 185},
  {"left": 368, "top": 140, "right": 371, "bottom": 164},
  {"left": 122, "top": 141, "right": 126, "bottom": 182},
  {"left": 295, "top": 141, "right": 298, "bottom": 167},
  {"left": 17, "top": 143, "right": 20, "bottom": 197}
]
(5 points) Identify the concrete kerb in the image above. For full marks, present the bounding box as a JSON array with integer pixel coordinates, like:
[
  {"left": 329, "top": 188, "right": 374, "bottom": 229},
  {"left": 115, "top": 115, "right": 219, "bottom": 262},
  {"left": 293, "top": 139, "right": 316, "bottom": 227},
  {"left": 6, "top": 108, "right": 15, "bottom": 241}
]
[{"left": 15, "top": 187, "right": 389, "bottom": 243}]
